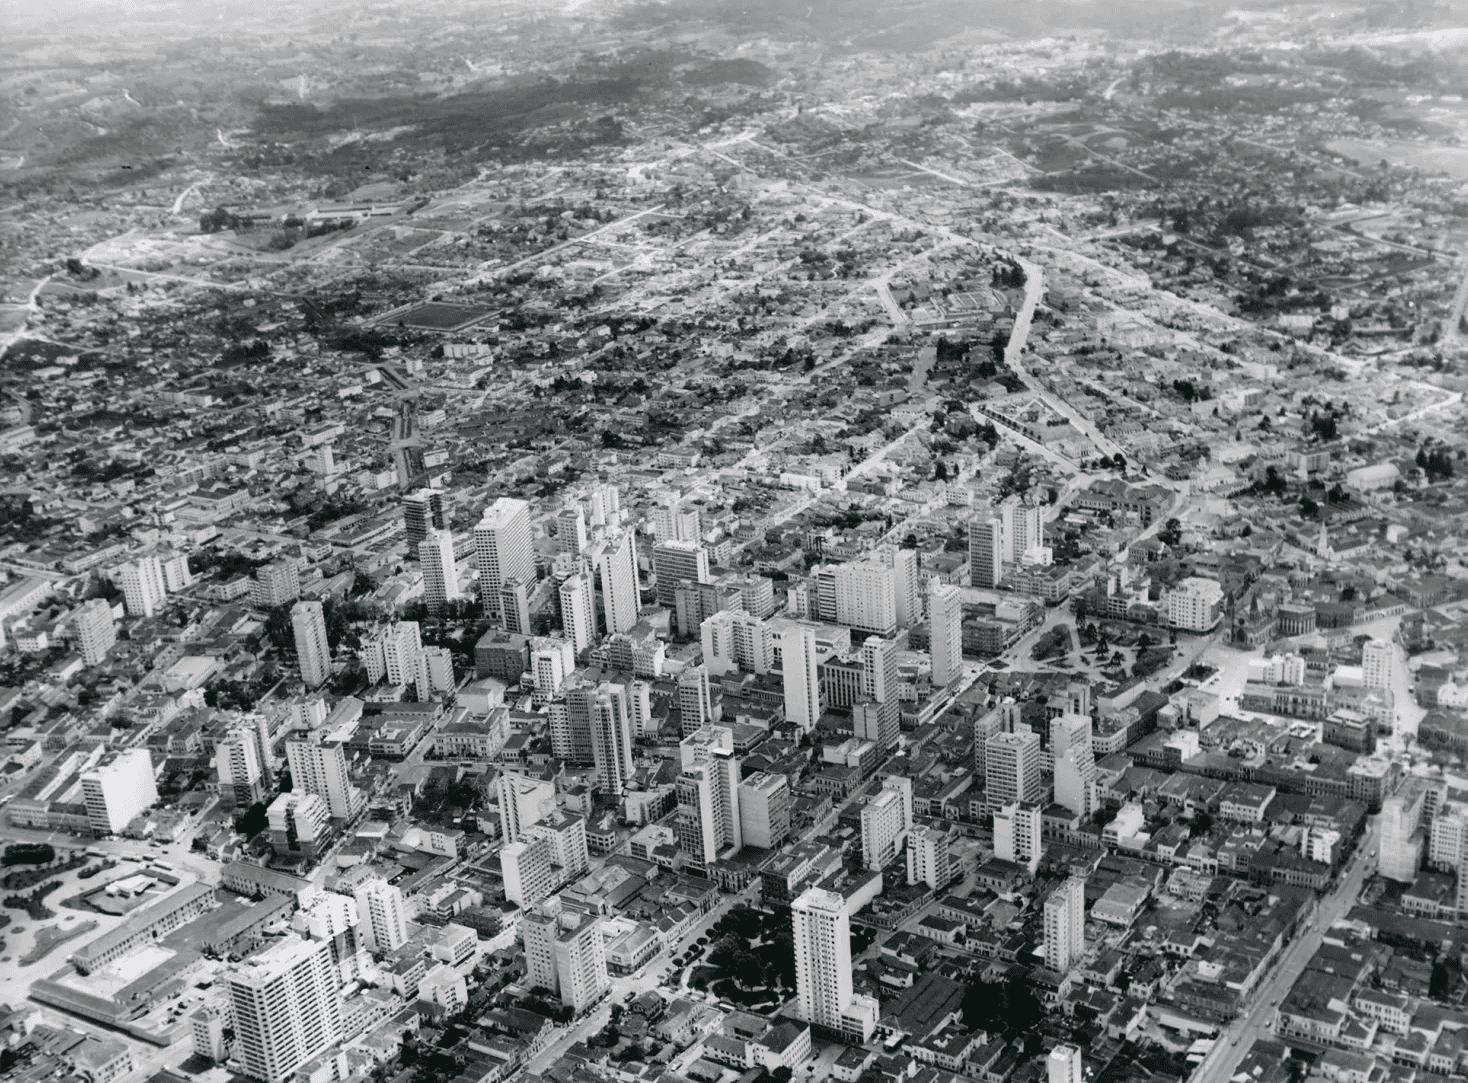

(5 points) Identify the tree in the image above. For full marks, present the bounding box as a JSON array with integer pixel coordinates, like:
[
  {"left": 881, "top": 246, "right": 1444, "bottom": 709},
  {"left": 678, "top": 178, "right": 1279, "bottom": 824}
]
[
  {"left": 1159, "top": 518, "right": 1182, "bottom": 546},
  {"left": 1300, "top": 496, "right": 1319, "bottom": 519}
]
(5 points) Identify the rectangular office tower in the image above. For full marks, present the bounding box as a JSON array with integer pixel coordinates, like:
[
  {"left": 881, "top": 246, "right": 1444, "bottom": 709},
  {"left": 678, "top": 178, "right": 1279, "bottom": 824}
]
[
  {"left": 792, "top": 887, "right": 879, "bottom": 1043},
  {"left": 969, "top": 517, "right": 1002, "bottom": 589},
  {"left": 474, "top": 498, "right": 535, "bottom": 606},
  {"left": 291, "top": 600, "right": 331, "bottom": 690},
  {"left": 402, "top": 488, "right": 446, "bottom": 551},
  {"left": 419, "top": 528, "right": 460, "bottom": 616},
  {"left": 522, "top": 901, "right": 609, "bottom": 1014},
  {"left": 227, "top": 937, "right": 343, "bottom": 1083}
]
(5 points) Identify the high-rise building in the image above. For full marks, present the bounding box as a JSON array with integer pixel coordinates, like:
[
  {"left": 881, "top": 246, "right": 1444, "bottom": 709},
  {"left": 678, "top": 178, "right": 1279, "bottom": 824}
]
[
  {"left": 498, "top": 771, "right": 556, "bottom": 842},
  {"left": 677, "top": 726, "right": 742, "bottom": 871},
  {"left": 1044, "top": 872, "right": 1086, "bottom": 972},
  {"left": 929, "top": 580, "right": 962, "bottom": 688},
  {"left": 285, "top": 733, "right": 362, "bottom": 821},
  {"left": 500, "top": 578, "right": 531, "bottom": 635},
  {"left": 860, "top": 776, "right": 911, "bottom": 870},
  {"left": 907, "top": 823, "right": 950, "bottom": 889},
  {"left": 116, "top": 555, "right": 167, "bottom": 618},
  {"left": 557, "top": 505, "right": 588, "bottom": 556},
  {"left": 360, "top": 621, "right": 425, "bottom": 693},
  {"left": 291, "top": 600, "right": 331, "bottom": 690},
  {"left": 522, "top": 901, "right": 609, "bottom": 1014},
  {"left": 558, "top": 571, "right": 596, "bottom": 655},
  {"left": 652, "top": 540, "right": 709, "bottom": 607},
  {"left": 738, "top": 772, "right": 792, "bottom": 850},
  {"left": 589, "top": 682, "right": 635, "bottom": 797},
  {"left": 1000, "top": 499, "right": 1043, "bottom": 564},
  {"left": 81, "top": 749, "right": 158, "bottom": 835},
  {"left": 986, "top": 729, "right": 1042, "bottom": 809},
  {"left": 226, "top": 936, "right": 342, "bottom": 1083},
  {"left": 592, "top": 531, "right": 640, "bottom": 635},
  {"left": 266, "top": 791, "right": 331, "bottom": 859},
  {"left": 354, "top": 880, "right": 408, "bottom": 953},
  {"left": 776, "top": 620, "right": 821, "bottom": 732},
  {"left": 832, "top": 561, "right": 897, "bottom": 637},
  {"left": 74, "top": 598, "right": 117, "bottom": 665},
  {"left": 792, "top": 887, "right": 879, "bottom": 1043},
  {"left": 702, "top": 610, "right": 773, "bottom": 677},
  {"left": 678, "top": 665, "right": 716, "bottom": 734},
  {"left": 1051, "top": 713, "right": 1096, "bottom": 819},
  {"left": 1049, "top": 1046, "right": 1083, "bottom": 1083},
  {"left": 524, "top": 811, "right": 589, "bottom": 880},
  {"left": 419, "top": 528, "right": 459, "bottom": 616},
  {"left": 294, "top": 890, "right": 362, "bottom": 985},
  {"left": 1167, "top": 577, "right": 1225, "bottom": 633},
  {"left": 218, "top": 728, "right": 266, "bottom": 807},
  {"left": 1363, "top": 639, "right": 1395, "bottom": 691},
  {"left": 161, "top": 553, "right": 192, "bottom": 593},
  {"left": 861, "top": 636, "right": 897, "bottom": 704},
  {"left": 884, "top": 547, "right": 922, "bottom": 629},
  {"left": 474, "top": 498, "right": 535, "bottom": 607},
  {"left": 252, "top": 559, "right": 301, "bottom": 609},
  {"left": 1381, "top": 778, "right": 1432, "bottom": 883},
  {"left": 969, "top": 518, "right": 1003, "bottom": 589},
  {"left": 403, "top": 488, "right": 446, "bottom": 552},
  {"left": 581, "top": 484, "right": 621, "bottom": 531},
  {"left": 501, "top": 837, "right": 555, "bottom": 907},
  {"left": 993, "top": 800, "right": 1043, "bottom": 876},
  {"left": 853, "top": 699, "right": 898, "bottom": 754}
]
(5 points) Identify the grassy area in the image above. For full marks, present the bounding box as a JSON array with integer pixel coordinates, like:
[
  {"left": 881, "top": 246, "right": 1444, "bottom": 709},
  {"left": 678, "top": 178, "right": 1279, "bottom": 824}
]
[{"left": 19, "top": 920, "right": 97, "bottom": 966}]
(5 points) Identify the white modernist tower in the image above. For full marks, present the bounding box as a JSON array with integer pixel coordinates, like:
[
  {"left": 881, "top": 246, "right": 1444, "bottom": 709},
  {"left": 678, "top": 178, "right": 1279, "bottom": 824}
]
[
  {"left": 226, "top": 936, "right": 343, "bottom": 1083},
  {"left": 418, "top": 528, "right": 460, "bottom": 616},
  {"left": 1044, "top": 872, "right": 1086, "bottom": 973},
  {"left": 291, "top": 600, "right": 332, "bottom": 690},
  {"left": 929, "top": 579, "right": 963, "bottom": 688},
  {"left": 117, "top": 554, "right": 167, "bottom": 618},
  {"left": 474, "top": 498, "right": 535, "bottom": 613},
  {"left": 776, "top": 620, "right": 821, "bottom": 732},
  {"left": 792, "top": 887, "right": 879, "bottom": 1042}
]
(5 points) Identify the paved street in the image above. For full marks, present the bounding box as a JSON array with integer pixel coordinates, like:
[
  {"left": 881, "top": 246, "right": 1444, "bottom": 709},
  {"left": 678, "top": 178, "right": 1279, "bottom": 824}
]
[{"left": 1190, "top": 818, "right": 1378, "bottom": 1083}]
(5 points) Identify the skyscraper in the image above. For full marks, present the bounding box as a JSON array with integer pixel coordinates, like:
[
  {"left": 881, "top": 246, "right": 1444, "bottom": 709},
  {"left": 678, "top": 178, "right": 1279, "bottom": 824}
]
[
  {"left": 738, "top": 772, "right": 792, "bottom": 850},
  {"left": 252, "top": 559, "right": 301, "bottom": 609},
  {"left": 1001, "top": 499, "right": 1043, "bottom": 563},
  {"left": 884, "top": 547, "right": 921, "bottom": 629},
  {"left": 860, "top": 635, "right": 898, "bottom": 705},
  {"left": 1044, "top": 872, "right": 1086, "bottom": 972},
  {"left": 353, "top": 880, "right": 408, "bottom": 953},
  {"left": 285, "top": 733, "right": 362, "bottom": 821},
  {"left": 498, "top": 771, "right": 556, "bottom": 842},
  {"left": 860, "top": 775, "right": 912, "bottom": 870},
  {"left": 986, "top": 729, "right": 1042, "bottom": 809},
  {"left": 402, "top": 488, "right": 446, "bottom": 552},
  {"left": 832, "top": 560, "right": 897, "bottom": 636},
  {"left": 522, "top": 901, "right": 609, "bottom": 1013},
  {"left": 474, "top": 498, "right": 535, "bottom": 606},
  {"left": 701, "top": 610, "right": 773, "bottom": 677},
  {"left": 589, "top": 682, "right": 635, "bottom": 797},
  {"left": 74, "top": 598, "right": 117, "bottom": 665},
  {"left": 792, "top": 888, "right": 879, "bottom": 1042},
  {"left": 500, "top": 578, "right": 531, "bottom": 635},
  {"left": 1051, "top": 713, "right": 1096, "bottom": 820},
  {"left": 291, "top": 600, "right": 331, "bottom": 690},
  {"left": 557, "top": 505, "right": 588, "bottom": 556},
  {"left": 226, "top": 936, "right": 343, "bottom": 1083},
  {"left": 558, "top": 571, "right": 596, "bottom": 655},
  {"left": 907, "top": 823, "right": 951, "bottom": 889},
  {"left": 969, "top": 517, "right": 1002, "bottom": 589},
  {"left": 81, "top": 749, "right": 158, "bottom": 835},
  {"left": 218, "top": 728, "right": 266, "bottom": 808},
  {"left": 1049, "top": 1046, "right": 1083, "bottom": 1083},
  {"left": 116, "top": 554, "right": 167, "bottom": 618},
  {"left": 1381, "top": 778, "right": 1432, "bottom": 883},
  {"left": 501, "top": 837, "right": 555, "bottom": 907},
  {"left": 652, "top": 540, "right": 709, "bottom": 607},
  {"left": 677, "top": 726, "right": 742, "bottom": 871},
  {"left": 678, "top": 665, "right": 716, "bottom": 733},
  {"left": 1363, "top": 638, "right": 1395, "bottom": 691},
  {"left": 593, "top": 531, "right": 640, "bottom": 635},
  {"left": 776, "top": 620, "right": 820, "bottom": 732},
  {"left": 993, "top": 801, "right": 1042, "bottom": 876},
  {"left": 418, "top": 528, "right": 459, "bottom": 616},
  {"left": 929, "top": 580, "right": 962, "bottom": 688}
]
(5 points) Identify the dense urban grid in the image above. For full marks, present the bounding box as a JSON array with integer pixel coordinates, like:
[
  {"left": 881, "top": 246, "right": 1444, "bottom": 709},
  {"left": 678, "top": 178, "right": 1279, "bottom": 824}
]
[{"left": 5, "top": 7, "right": 1468, "bottom": 1083}]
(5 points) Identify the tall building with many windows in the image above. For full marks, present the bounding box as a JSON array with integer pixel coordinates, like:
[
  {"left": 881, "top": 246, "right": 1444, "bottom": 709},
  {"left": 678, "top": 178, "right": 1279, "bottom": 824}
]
[
  {"left": 677, "top": 665, "right": 716, "bottom": 733},
  {"left": 1000, "top": 499, "right": 1043, "bottom": 563},
  {"left": 81, "top": 749, "right": 158, "bottom": 835},
  {"left": 928, "top": 580, "right": 963, "bottom": 688},
  {"left": 419, "top": 528, "right": 459, "bottom": 616},
  {"left": 1043, "top": 872, "right": 1086, "bottom": 972},
  {"left": 677, "top": 726, "right": 742, "bottom": 871},
  {"left": 969, "top": 518, "right": 1003, "bottom": 589},
  {"left": 74, "top": 598, "right": 117, "bottom": 666},
  {"left": 291, "top": 601, "right": 331, "bottom": 690},
  {"left": 558, "top": 571, "right": 596, "bottom": 655},
  {"left": 474, "top": 498, "right": 535, "bottom": 607},
  {"left": 498, "top": 771, "right": 556, "bottom": 842},
  {"left": 589, "top": 682, "right": 635, "bottom": 797},
  {"left": 501, "top": 837, "right": 555, "bottom": 907},
  {"left": 353, "top": 880, "right": 408, "bottom": 953},
  {"left": 116, "top": 555, "right": 167, "bottom": 618},
  {"left": 217, "top": 729, "right": 266, "bottom": 808},
  {"left": 993, "top": 801, "right": 1043, "bottom": 876},
  {"left": 1049, "top": 1046, "right": 1083, "bottom": 1083},
  {"left": 1363, "top": 638, "right": 1395, "bottom": 690},
  {"left": 831, "top": 561, "right": 897, "bottom": 637},
  {"left": 986, "top": 729, "right": 1042, "bottom": 809},
  {"left": 860, "top": 776, "right": 911, "bottom": 870},
  {"left": 500, "top": 578, "right": 531, "bottom": 636},
  {"left": 738, "top": 772, "right": 791, "bottom": 850},
  {"left": 592, "top": 531, "right": 640, "bottom": 635},
  {"left": 907, "top": 823, "right": 951, "bottom": 889},
  {"left": 226, "top": 936, "right": 343, "bottom": 1083},
  {"left": 285, "top": 732, "right": 363, "bottom": 821},
  {"left": 775, "top": 620, "right": 820, "bottom": 732},
  {"left": 883, "top": 547, "right": 922, "bottom": 629},
  {"left": 792, "top": 888, "right": 879, "bottom": 1042},
  {"left": 402, "top": 488, "right": 446, "bottom": 552},
  {"left": 522, "top": 901, "right": 609, "bottom": 1014},
  {"left": 652, "top": 540, "right": 709, "bottom": 607},
  {"left": 702, "top": 610, "right": 773, "bottom": 677}
]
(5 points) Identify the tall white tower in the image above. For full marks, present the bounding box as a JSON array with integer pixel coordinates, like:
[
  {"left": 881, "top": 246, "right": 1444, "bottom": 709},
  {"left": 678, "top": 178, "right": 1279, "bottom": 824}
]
[
  {"left": 929, "top": 579, "right": 963, "bottom": 688},
  {"left": 474, "top": 497, "right": 535, "bottom": 607},
  {"left": 418, "top": 528, "right": 460, "bottom": 616},
  {"left": 291, "top": 600, "right": 331, "bottom": 690},
  {"left": 226, "top": 937, "right": 343, "bottom": 1083},
  {"left": 776, "top": 621, "right": 820, "bottom": 732}
]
